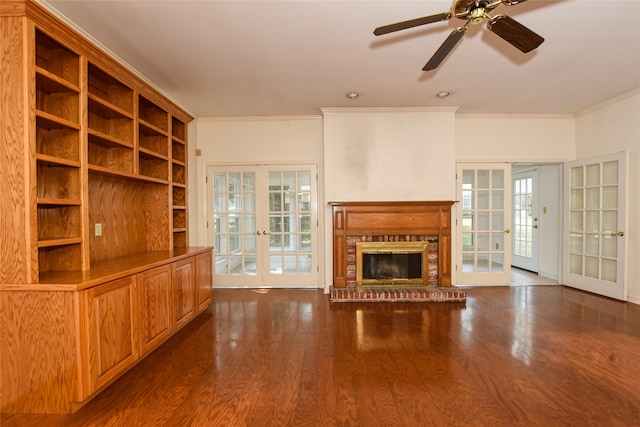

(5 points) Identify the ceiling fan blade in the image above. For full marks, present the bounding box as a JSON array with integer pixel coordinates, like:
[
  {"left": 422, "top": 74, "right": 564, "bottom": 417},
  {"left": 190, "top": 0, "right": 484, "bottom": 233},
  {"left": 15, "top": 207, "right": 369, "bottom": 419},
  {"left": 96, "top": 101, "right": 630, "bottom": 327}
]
[
  {"left": 487, "top": 14, "right": 544, "bottom": 53},
  {"left": 501, "top": 0, "right": 527, "bottom": 5},
  {"left": 374, "top": 12, "right": 450, "bottom": 36},
  {"left": 422, "top": 28, "right": 466, "bottom": 71}
]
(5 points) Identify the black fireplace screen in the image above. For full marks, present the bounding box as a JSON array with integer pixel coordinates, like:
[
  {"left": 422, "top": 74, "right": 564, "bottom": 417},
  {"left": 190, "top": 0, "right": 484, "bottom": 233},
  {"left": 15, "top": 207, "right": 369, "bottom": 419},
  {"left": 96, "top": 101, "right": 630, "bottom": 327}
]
[{"left": 361, "top": 253, "right": 422, "bottom": 280}]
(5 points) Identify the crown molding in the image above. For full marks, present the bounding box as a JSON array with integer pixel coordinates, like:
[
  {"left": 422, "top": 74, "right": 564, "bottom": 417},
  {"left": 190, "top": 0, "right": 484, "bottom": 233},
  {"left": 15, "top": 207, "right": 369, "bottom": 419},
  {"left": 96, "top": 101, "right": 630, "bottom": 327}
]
[
  {"left": 197, "top": 115, "right": 323, "bottom": 123},
  {"left": 455, "top": 113, "right": 575, "bottom": 119},
  {"left": 576, "top": 88, "right": 640, "bottom": 117}
]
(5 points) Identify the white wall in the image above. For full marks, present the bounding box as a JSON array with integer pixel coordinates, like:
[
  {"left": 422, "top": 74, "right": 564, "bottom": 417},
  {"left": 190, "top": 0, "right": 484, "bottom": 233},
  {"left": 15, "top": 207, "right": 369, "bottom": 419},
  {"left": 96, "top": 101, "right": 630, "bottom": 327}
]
[
  {"left": 538, "top": 164, "right": 562, "bottom": 280},
  {"left": 323, "top": 108, "right": 457, "bottom": 202},
  {"left": 575, "top": 90, "right": 640, "bottom": 304},
  {"left": 456, "top": 115, "right": 575, "bottom": 162},
  {"left": 195, "top": 116, "right": 324, "bottom": 167}
]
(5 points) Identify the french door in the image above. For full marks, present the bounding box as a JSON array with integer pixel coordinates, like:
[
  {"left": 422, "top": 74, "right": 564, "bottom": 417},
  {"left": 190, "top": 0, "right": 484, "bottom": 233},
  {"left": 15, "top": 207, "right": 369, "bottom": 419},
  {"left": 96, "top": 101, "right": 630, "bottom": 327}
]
[
  {"left": 512, "top": 167, "right": 540, "bottom": 272},
  {"left": 563, "top": 152, "right": 627, "bottom": 300},
  {"left": 456, "top": 163, "right": 512, "bottom": 285},
  {"left": 206, "top": 164, "right": 318, "bottom": 288}
]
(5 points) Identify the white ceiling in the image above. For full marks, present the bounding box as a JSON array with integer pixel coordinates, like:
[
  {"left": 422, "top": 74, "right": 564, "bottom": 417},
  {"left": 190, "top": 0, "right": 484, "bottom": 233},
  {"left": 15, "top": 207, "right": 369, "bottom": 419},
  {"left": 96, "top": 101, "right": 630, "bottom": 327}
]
[{"left": 42, "top": 0, "right": 640, "bottom": 118}]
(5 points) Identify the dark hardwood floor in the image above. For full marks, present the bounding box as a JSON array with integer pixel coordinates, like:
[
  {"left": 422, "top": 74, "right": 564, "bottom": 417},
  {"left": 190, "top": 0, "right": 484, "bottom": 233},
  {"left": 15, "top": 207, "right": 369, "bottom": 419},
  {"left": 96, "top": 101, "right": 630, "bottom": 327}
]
[{"left": 2, "top": 286, "right": 640, "bottom": 426}]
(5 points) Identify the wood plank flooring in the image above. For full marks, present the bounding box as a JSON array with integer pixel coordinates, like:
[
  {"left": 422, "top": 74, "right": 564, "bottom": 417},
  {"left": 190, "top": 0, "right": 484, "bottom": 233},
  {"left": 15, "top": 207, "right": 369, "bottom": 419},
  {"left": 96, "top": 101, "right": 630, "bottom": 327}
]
[{"left": 2, "top": 286, "right": 640, "bottom": 426}]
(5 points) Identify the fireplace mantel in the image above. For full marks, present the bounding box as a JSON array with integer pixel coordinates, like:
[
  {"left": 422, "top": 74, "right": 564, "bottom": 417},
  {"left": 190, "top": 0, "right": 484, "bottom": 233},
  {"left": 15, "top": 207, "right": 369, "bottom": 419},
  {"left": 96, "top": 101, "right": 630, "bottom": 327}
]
[{"left": 328, "top": 201, "right": 455, "bottom": 288}]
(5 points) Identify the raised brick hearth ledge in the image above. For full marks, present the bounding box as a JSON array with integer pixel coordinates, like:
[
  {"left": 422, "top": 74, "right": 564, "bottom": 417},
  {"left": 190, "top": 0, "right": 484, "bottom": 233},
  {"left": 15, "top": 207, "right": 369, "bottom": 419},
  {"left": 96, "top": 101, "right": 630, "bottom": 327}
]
[{"left": 330, "top": 286, "right": 467, "bottom": 303}]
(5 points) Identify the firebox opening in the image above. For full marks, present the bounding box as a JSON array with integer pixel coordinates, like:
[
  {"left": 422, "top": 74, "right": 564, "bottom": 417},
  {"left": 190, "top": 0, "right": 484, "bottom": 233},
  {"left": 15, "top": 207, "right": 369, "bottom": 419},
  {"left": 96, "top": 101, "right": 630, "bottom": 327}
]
[
  {"left": 362, "top": 253, "right": 422, "bottom": 280},
  {"left": 356, "top": 241, "right": 431, "bottom": 286}
]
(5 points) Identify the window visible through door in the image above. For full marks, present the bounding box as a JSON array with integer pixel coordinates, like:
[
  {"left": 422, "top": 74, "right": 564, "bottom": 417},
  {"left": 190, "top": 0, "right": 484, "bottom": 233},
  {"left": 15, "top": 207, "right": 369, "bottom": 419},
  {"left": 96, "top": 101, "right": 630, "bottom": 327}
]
[
  {"left": 512, "top": 167, "right": 539, "bottom": 273},
  {"left": 206, "top": 164, "right": 318, "bottom": 288}
]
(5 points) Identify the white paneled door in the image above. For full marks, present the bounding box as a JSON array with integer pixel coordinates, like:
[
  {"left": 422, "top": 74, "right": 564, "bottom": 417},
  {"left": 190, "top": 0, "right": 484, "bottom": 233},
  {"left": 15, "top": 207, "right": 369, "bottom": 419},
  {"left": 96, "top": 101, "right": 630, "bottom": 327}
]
[
  {"left": 511, "top": 167, "right": 540, "bottom": 272},
  {"left": 563, "top": 152, "right": 627, "bottom": 300},
  {"left": 206, "top": 165, "right": 318, "bottom": 288},
  {"left": 457, "top": 163, "right": 512, "bottom": 285}
]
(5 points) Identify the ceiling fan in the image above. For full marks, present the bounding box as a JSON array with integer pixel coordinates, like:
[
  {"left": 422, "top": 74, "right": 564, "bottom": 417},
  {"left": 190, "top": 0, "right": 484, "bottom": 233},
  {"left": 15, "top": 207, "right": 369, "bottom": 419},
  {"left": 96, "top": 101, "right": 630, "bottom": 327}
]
[{"left": 374, "top": 0, "right": 544, "bottom": 71}]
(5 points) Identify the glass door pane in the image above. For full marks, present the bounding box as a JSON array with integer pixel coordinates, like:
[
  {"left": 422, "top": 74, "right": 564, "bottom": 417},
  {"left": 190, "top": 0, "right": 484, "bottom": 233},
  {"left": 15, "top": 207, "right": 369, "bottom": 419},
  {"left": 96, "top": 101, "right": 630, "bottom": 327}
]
[
  {"left": 213, "top": 171, "right": 257, "bottom": 276},
  {"left": 457, "top": 163, "right": 512, "bottom": 285},
  {"left": 563, "top": 152, "right": 627, "bottom": 300},
  {"left": 267, "top": 169, "right": 313, "bottom": 276}
]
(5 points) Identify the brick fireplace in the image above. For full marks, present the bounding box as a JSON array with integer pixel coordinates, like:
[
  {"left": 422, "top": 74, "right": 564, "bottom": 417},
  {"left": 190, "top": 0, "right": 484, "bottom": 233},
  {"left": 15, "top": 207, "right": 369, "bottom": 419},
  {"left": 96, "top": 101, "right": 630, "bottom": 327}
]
[{"left": 329, "top": 201, "right": 454, "bottom": 288}]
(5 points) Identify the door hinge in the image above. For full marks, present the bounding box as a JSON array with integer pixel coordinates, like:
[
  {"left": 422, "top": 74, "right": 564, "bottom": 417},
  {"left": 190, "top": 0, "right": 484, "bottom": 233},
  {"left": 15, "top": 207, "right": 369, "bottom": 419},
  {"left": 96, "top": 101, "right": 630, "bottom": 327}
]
[
  {"left": 317, "top": 266, "right": 320, "bottom": 272},
  {"left": 205, "top": 176, "right": 208, "bottom": 183}
]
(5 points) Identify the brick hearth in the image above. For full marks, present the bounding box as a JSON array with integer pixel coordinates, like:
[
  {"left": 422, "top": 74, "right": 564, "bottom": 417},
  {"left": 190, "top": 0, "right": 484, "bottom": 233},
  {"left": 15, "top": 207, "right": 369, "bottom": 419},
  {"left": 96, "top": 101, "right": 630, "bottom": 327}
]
[{"left": 330, "top": 286, "right": 467, "bottom": 303}]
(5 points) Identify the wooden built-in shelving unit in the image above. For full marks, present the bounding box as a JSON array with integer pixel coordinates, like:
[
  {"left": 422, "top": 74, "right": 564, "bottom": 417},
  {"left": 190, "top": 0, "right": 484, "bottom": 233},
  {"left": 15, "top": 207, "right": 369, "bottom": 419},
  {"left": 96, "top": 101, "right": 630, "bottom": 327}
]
[{"left": 0, "top": 0, "right": 211, "bottom": 414}]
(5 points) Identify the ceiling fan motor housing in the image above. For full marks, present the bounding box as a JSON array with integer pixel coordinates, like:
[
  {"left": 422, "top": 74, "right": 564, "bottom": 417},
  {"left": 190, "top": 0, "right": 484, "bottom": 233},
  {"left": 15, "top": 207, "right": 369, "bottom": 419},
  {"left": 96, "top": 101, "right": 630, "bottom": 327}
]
[{"left": 453, "top": 0, "right": 502, "bottom": 22}]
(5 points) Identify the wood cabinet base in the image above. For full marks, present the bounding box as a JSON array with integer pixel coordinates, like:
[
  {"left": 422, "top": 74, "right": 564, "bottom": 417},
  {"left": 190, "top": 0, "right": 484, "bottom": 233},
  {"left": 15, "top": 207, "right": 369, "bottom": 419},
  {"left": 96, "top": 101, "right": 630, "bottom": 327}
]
[{"left": 0, "top": 248, "right": 213, "bottom": 414}]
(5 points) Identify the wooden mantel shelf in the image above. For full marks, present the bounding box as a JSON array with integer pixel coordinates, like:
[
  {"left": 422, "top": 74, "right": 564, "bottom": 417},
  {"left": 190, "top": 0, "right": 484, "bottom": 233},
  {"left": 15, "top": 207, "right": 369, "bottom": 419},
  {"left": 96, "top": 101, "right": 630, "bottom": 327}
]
[{"left": 328, "top": 201, "right": 455, "bottom": 288}]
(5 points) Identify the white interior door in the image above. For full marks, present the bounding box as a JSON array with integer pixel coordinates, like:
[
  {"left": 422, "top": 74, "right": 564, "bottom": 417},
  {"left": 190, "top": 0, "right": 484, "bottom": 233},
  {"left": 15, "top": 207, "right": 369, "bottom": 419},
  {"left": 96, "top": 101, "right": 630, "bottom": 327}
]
[
  {"left": 206, "top": 164, "right": 318, "bottom": 288},
  {"left": 457, "top": 163, "right": 512, "bottom": 285},
  {"left": 563, "top": 152, "right": 627, "bottom": 300},
  {"left": 512, "top": 167, "right": 540, "bottom": 272}
]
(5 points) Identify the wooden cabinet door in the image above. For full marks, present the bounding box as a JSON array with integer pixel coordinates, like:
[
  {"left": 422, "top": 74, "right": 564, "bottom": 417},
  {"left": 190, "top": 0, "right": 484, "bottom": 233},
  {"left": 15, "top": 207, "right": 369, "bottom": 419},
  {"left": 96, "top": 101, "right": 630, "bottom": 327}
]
[
  {"left": 173, "top": 257, "right": 195, "bottom": 329},
  {"left": 138, "top": 264, "right": 173, "bottom": 355},
  {"left": 86, "top": 276, "right": 138, "bottom": 392},
  {"left": 196, "top": 251, "right": 213, "bottom": 313}
]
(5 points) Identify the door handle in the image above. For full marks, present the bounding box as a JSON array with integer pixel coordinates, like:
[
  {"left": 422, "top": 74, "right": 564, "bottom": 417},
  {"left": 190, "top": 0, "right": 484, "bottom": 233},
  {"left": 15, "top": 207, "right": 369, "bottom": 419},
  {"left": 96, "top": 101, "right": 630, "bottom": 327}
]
[
  {"left": 533, "top": 225, "right": 538, "bottom": 229},
  {"left": 504, "top": 229, "right": 511, "bottom": 234},
  {"left": 256, "top": 230, "right": 269, "bottom": 235},
  {"left": 256, "top": 231, "right": 262, "bottom": 235},
  {"left": 611, "top": 231, "right": 624, "bottom": 237}
]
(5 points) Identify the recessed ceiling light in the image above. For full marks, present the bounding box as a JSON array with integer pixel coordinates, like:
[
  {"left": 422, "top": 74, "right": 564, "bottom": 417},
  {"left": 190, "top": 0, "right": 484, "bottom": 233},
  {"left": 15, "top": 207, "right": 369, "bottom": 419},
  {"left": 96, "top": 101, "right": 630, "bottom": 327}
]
[
  {"left": 436, "top": 91, "right": 451, "bottom": 98},
  {"left": 345, "top": 92, "right": 360, "bottom": 100}
]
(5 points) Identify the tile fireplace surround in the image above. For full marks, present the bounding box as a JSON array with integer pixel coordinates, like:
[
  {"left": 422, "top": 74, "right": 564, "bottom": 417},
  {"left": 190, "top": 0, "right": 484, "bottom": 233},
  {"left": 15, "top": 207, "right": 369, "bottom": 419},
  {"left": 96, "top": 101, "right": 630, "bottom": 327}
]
[{"left": 328, "top": 201, "right": 455, "bottom": 289}]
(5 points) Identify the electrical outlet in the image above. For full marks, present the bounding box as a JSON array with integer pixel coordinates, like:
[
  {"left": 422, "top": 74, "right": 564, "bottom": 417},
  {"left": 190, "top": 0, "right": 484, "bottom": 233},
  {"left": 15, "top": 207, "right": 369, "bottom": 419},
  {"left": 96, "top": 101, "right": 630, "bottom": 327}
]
[{"left": 95, "top": 223, "right": 102, "bottom": 237}]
